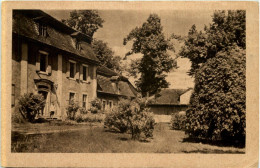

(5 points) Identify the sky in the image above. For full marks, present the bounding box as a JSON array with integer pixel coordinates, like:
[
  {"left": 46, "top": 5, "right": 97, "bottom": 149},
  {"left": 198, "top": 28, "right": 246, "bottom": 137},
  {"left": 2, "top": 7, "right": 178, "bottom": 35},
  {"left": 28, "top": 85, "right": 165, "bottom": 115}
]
[{"left": 44, "top": 10, "right": 213, "bottom": 89}]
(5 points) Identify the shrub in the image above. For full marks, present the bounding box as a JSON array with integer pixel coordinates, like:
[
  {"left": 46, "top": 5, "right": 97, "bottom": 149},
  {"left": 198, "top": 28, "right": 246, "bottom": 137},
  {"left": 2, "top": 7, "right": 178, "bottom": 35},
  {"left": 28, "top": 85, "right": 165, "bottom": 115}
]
[
  {"left": 79, "top": 107, "right": 88, "bottom": 114},
  {"left": 75, "top": 113, "right": 104, "bottom": 123},
  {"left": 131, "top": 108, "right": 155, "bottom": 139},
  {"left": 104, "top": 98, "right": 156, "bottom": 140},
  {"left": 104, "top": 109, "right": 128, "bottom": 133},
  {"left": 18, "top": 93, "right": 45, "bottom": 122},
  {"left": 66, "top": 100, "right": 80, "bottom": 120},
  {"left": 170, "top": 112, "right": 187, "bottom": 130},
  {"left": 90, "top": 98, "right": 102, "bottom": 113},
  {"left": 186, "top": 47, "right": 246, "bottom": 142}
]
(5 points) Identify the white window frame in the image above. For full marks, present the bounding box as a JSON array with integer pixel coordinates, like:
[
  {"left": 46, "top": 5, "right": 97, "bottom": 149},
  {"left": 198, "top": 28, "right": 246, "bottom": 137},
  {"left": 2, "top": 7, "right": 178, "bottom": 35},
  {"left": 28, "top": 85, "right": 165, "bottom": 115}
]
[
  {"left": 69, "top": 60, "right": 76, "bottom": 80},
  {"left": 39, "top": 50, "right": 48, "bottom": 74},
  {"left": 82, "top": 64, "right": 88, "bottom": 82}
]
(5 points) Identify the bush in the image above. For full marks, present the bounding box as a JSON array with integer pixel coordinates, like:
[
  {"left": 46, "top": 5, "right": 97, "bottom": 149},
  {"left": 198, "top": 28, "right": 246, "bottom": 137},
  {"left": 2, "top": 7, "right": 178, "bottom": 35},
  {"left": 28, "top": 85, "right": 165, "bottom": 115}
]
[
  {"left": 90, "top": 98, "right": 102, "bottom": 113},
  {"left": 104, "top": 98, "right": 156, "bottom": 140},
  {"left": 186, "top": 47, "right": 246, "bottom": 142},
  {"left": 170, "top": 112, "right": 187, "bottom": 130},
  {"left": 79, "top": 107, "right": 88, "bottom": 114},
  {"left": 66, "top": 100, "right": 80, "bottom": 120},
  {"left": 104, "top": 109, "right": 128, "bottom": 133},
  {"left": 75, "top": 113, "right": 104, "bottom": 123},
  {"left": 18, "top": 93, "right": 45, "bottom": 122}
]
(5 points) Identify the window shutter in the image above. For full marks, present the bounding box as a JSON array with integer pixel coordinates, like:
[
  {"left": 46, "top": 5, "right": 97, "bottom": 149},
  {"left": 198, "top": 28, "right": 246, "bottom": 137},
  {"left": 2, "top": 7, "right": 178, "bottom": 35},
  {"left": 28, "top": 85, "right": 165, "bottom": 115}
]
[
  {"left": 47, "top": 65, "right": 52, "bottom": 75},
  {"left": 76, "top": 63, "right": 80, "bottom": 80},
  {"left": 80, "top": 64, "right": 83, "bottom": 81},
  {"left": 87, "top": 66, "right": 90, "bottom": 82},
  {"left": 67, "top": 92, "right": 70, "bottom": 104},
  {"left": 36, "top": 53, "right": 40, "bottom": 72},
  {"left": 66, "top": 60, "right": 70, "bottom": 78},
  {"left": 75, "top": 92, "right": 78, "bottom": 103},
  {"left": 47, "top": 56, "right": 52, "bottom": 75},
  {"left": 89, "top": 66, "right": 93, "bottom": 80}
]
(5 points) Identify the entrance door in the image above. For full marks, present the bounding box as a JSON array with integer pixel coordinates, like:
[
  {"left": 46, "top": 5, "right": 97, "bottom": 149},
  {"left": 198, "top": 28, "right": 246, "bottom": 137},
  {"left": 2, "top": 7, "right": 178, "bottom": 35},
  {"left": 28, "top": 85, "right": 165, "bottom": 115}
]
[{"left": 38, "top": 90, "right": 49, "bottom": 117}]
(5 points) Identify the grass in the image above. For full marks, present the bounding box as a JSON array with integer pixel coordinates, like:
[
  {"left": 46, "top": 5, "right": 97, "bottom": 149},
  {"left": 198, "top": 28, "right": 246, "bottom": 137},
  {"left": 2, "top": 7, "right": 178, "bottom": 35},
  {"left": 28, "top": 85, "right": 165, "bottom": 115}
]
[{"left": 12, "top": 122, "right": 245, "bottom": 153}]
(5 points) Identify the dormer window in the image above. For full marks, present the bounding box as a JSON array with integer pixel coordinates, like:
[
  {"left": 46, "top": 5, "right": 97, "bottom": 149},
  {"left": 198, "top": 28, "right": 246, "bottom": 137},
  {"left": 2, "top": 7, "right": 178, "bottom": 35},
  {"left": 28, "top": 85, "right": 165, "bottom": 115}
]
[
  {"left": 38, "top": 22, "right": 47, "bottom": 37},
  {"left": 76, "top": 41, "right": 81, "bottom": 50}
]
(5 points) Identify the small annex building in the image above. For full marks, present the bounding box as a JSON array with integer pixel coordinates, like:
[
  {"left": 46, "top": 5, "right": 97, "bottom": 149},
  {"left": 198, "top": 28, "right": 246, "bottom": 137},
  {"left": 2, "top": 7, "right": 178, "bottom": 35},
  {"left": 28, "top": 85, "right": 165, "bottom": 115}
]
[
  {"left": 97, "top": 66, "right": 138, "bottom": 112},
  {"left": 148, "top": 88, "right": 193, "bottom": 115}
]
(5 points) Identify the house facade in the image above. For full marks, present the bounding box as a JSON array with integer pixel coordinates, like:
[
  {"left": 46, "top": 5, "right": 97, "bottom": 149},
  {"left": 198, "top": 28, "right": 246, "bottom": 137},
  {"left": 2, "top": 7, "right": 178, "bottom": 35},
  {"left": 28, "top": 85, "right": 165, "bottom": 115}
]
[
  {"left": 148, "top": 88, "right": 193, "bottom": 115},
  {"left": 12, "top": 10, "right": 137, "bottom": 120},
  {"left": 12, "top": 10, "right": 99, "bottom": 120}
]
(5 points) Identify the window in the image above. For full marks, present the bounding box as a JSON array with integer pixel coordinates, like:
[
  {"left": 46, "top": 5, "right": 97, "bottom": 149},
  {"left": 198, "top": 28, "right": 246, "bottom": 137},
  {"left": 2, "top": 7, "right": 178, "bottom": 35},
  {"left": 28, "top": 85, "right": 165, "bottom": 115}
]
[
  {"left": 70, "top": 61, "right": 76, "bottom": 78},
  {"left": 83, "top": 65, "right": 88, "bottom": 81},
  {"left": 76, "top": 41, "right": 81, "bottom": 50},
  {"left": 39, "top": 52, "right": 48, "bottom": 72},
  {"left": 82, "top": 94, "right": 87, "bottom": 109},
  {"left": 102, "top": 100, "right": 106, "bottom": 111},
  {"left": 38, "top": 22, "right": 47, "bottom": 37},
  {"left": 69, "top": 92, "right": 75, "bottom": 103},
  {"left": 12, "top": 84, "right": 15, "bottom": 107},
  {"left": 109, "top": 101, "right": 113, "bottom": 109}
]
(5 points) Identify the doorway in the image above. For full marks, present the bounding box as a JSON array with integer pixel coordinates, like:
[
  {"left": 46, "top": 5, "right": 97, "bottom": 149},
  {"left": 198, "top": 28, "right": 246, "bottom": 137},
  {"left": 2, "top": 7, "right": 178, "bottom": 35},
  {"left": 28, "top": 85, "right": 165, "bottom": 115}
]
[{"left": 38, "top": 90, "right": 48, "bottom": 116}]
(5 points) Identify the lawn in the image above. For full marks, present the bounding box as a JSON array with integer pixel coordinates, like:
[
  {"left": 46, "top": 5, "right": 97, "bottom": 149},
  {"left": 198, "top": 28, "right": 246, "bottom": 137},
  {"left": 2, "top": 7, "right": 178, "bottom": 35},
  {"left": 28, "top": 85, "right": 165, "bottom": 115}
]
[{"left": 12, "top": 122, "right": 245, "bottom": 153}]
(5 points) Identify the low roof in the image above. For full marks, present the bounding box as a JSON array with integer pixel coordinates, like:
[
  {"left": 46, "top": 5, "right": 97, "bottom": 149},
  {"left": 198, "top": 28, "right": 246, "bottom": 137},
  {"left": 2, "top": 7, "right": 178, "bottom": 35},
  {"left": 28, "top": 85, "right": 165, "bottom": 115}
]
[
  {"left": 149, "top": 88, "right": 192, "bottom": 105},
  {"left": 97, "top": 66, "right": 137, "bottom": 98},
  {"left": 97, "top": 66, "right": 119, "bottom": 77},
  {"left": 12, "top": 10, "right": 99, "bottom": 63}
]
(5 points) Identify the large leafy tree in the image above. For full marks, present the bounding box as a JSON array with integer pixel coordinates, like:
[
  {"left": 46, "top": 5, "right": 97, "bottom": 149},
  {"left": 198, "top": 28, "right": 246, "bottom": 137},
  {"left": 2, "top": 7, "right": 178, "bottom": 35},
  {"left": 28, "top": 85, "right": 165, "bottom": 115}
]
[
  {"left": 92, "top": 39, "right": 122, "bottom": 73},
  {"left": 62, "top": 10, "right": 104, "bottom": 38},
  {"left": 180, "top": 10, "right": 245, "bottom": 76},
  {"left": 123, "top": 14, "right": 177, "bottom": 96},
  {"left": 187, "top": 47, "right": 246, "bottom": 142},
  {"left": 181, "top": 10, "right": 246, "bottom": 143}
]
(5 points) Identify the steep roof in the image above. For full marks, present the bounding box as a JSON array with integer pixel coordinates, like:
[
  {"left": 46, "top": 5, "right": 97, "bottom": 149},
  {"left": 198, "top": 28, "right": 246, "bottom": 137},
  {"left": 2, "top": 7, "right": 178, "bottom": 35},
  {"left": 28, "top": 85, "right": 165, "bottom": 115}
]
[
  {"left": 97, "top": 66, "right": 119, "bottom": 77},
  {"left": 149, "top": 88, "right": 192, "bottom": 105},
  {"left": 12, "top": 10, "right": 99, "bottom": 63},
  {"left": 97, "top": 66, "right": 137, "bottom": 97}
]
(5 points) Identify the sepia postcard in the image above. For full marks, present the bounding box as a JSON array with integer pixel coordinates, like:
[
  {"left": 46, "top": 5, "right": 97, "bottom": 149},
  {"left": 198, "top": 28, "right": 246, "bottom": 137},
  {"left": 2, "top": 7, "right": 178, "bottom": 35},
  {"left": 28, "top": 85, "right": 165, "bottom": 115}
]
[{"left": 1, "top": 1, "right": 259, "bottom": 167}]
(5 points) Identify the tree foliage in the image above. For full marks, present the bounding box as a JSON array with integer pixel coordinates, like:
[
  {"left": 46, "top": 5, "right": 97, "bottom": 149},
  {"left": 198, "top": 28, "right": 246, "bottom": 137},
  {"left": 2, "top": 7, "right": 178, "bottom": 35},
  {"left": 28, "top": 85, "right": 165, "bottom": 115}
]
[
  {"left": 182, "top": 10, "right": 246, "bottom": 143},
  {"left": 186, "top": 47, "right": 245, "bottom": 141},
  {"left": 123, "top": 14, "right": 177, "bottom": 96},
  {"left": 179, "top": 10, "right": 245, "bottom": 76},
  {"left": 62, "top": 10, "right": 104, "bottom": 38},
  {"left": 92, "top": 39, "right": 123, "bottom": 73}
]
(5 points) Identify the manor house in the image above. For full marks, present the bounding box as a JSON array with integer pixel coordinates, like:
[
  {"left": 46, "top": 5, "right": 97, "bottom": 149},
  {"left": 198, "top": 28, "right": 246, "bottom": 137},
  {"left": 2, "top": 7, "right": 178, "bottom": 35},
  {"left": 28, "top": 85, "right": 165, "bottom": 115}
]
[{"left": 12, "top": 10, "right": 136, "bottom": 120}]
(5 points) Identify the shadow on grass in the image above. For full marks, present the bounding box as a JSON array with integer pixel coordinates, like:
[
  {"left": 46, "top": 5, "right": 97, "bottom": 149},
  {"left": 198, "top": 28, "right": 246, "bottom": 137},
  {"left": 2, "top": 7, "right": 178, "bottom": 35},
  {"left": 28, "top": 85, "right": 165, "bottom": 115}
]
[
  {"left": 118, "top": 137, "right": 128, "bottom": 141},
  {"left": 104, "top": 129, "right": 125, "bottom": 134},
  {"left": 182, "top": 136, "right": 245, "bottom": 149}
]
